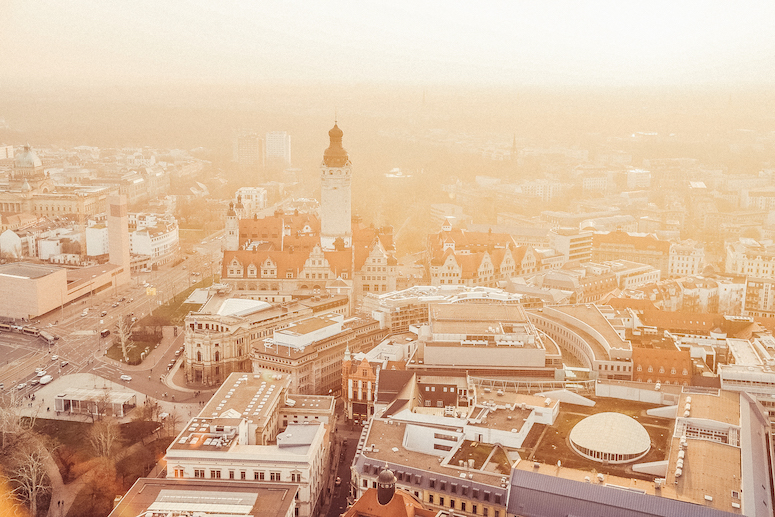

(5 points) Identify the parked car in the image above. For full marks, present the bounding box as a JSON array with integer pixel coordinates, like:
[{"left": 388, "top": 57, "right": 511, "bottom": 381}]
[
  {"left": 30, "top": 379, "right": 39, "bottom": 386},
  {"left": 51, "top": 355, "right": 58, "bottom": 361},
  {"left": 120, "top": 375, "right": 132, "bottom": 382},
  {"left": 335, "top": 477, "right": 342, "bottom": 487},
  {"left": 60, "top": 361, "right": 68, "bottom": 368}
]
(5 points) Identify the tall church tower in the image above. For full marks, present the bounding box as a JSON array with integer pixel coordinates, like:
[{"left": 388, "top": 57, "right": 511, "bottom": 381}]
[
  {"left": 224, "top": 202, "right": 239, "bottom": 251},
  {"left": 320, "top": 123, "right": 352, "bottom": 250}
]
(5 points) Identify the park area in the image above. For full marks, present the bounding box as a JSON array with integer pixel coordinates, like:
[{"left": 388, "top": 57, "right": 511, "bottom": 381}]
[{"left": 0, "top": 406, "right": 176, "bottom": 517}]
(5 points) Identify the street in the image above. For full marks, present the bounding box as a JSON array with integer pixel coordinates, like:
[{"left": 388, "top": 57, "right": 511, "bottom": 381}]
[{"left": 0, "top": 232, "right": 224, "bottom": 404}]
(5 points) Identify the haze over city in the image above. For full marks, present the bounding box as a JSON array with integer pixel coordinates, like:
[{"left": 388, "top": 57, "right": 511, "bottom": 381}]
[{"left": 0, "top": 2, "right": 775, "bottom": 517}]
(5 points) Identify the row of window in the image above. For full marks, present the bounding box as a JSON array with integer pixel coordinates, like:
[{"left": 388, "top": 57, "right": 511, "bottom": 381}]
[
  {"left": 186, "top": 468, "right": 298, "bottom": 482},
  {"left": 427, "top": 494, "right": 499, "bottom": 516},
  {"left": 635, "top": 365, "right": 689, "bottom": 375}
]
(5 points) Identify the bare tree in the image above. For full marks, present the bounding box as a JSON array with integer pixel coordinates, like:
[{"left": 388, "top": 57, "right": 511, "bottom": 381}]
[
  {"left": 0, "top": 473, "right": 25, "bottom": 517},
  {"left": 10, "top": 440, "right": 50, "bottom": 517},
  {"left": 86, "top": 387, "right": 114, "bottom": 423},
  {"left": 165, "top": 408, "right": 182, "bottom": 437},
  {"left": 0, "top": 391, "right": 37, "bottom": 450},
  {"left": 89, "top": 418, "right": 122, "bottom": 458},
  {"left": 115, "top": 316, "right": 135, "bottom": 363}
]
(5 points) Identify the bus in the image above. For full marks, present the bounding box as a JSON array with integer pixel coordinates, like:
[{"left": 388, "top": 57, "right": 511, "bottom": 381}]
[
  {"left": 39, "top": 331, "right": 57, "bottom": 346},
  {"left": 0, "top": 323, "right": 11, "bottom": 332},
  {"left": 22, "top": 327, "right": 40, "bottom": 337}
]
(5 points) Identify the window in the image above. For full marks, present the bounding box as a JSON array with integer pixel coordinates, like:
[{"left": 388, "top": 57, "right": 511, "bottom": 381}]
[
  {"left": 461, "top": 502, "right": 466, "bottom": 511},
  {"left": 240, "top": 471, "right": 246, "bottom": 480},
  {"left": 450, "top": 499, "right": 455, "bottom": 508},
  {"left": 439, "top": 497, "right": 445, "bottom": 506},
  {"left": 473, "top": 504, "right": 478, "bottom": 514},
  {"left": 647, "top": 366, "right": 653, "bottom": 373},
  {"left": 291, "top": 473, "right": 301, "bottom": 482},
  {"left": 429, "top": 495, "right": 434, "bottom": 504},
  {"left": 363, "top": 479, "right": 368, "bottom": 488},
  {"left": 210, "top": 470, "right": 221, "bottom": 479},
  {"left": 483, "top": 508, "right": 489, "bottom": 516},
  {"left": 229, "top": 470, "right": 234, "bottom": 479},
  {"left": 194, "top": 469, "right": 205, "bottom": 478},
  {"left": 270, "top": 472, "right": 281, "bottom": 481}
]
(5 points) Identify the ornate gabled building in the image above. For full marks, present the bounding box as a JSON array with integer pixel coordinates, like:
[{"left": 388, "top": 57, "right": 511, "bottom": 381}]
[
  {"left": 220, "top": 124, "right": 398, "bottom": 304},
  {"left": 425, "top": 221, "right": 546, "bottom": 287}
]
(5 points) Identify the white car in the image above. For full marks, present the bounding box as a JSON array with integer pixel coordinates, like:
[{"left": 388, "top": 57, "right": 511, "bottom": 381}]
[
  {"left": 120, "top": 375, "right": 132, "bottom": 382},
  {"left": 16, "top": 383, "right": 26, "bottom": 390},
  {"left": 39, "top": 375, "right": 53, "bottom": 385},
  {"left": 36, "top": 370, "right": 47, "bottom": 377},
  {"left": 51, "top": 355, "right": 59, "bottom": 361}
]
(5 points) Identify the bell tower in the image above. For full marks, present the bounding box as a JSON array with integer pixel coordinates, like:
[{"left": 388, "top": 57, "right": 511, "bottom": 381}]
[{"left": 320, "top": 123, "right": 352, "bottom": 250}]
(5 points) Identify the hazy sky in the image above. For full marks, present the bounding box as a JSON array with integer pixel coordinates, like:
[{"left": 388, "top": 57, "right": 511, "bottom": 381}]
[{"left": 2, "top": 1, "right": 774, "bottom": 88}]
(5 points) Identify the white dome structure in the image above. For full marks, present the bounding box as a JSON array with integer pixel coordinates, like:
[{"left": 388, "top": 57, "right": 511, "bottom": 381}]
[{"left": 569, "top": 412, "right": 651, "bottom": 464}]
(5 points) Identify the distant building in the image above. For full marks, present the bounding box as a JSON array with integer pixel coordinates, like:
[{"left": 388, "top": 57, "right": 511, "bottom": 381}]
[
  {"left": 592, "top": 230, "right": 671, "bottom": 274},
  {"left": 234, "top": 131, "right": 264, "bottom": 169},
  {"left": 548, "top": 227, "right": 593, "bottom": 264},
  {"left": 265, "top": 131, "right": 292, "bottom": 166},
  {"left": 520, "top": 179, "right": 568, "bottom": 202},
  {"left": 0, "top": 144, "right": 118, "bottom": 219},
  {"left": 430, "top": 203, "right": 469, "bottom": 227}
]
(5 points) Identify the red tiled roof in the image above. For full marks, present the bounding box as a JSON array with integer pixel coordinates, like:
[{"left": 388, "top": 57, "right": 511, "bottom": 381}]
[
  {"left": 342, "top": 488, "right": 436, "bottom": 517},
  {"left": 239, "top": 212, "right": 320, "bottom": 250}
]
